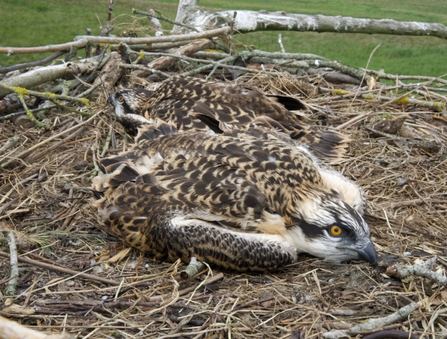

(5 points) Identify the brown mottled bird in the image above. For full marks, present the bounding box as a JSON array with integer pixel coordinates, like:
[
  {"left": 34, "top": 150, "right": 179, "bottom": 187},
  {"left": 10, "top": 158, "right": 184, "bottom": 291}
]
[
  {"left": 108, "top": 76, "right": 349, "bottom": 164},
  {"left": 92, "top": 122, "right": 376, "bottom": 272}
]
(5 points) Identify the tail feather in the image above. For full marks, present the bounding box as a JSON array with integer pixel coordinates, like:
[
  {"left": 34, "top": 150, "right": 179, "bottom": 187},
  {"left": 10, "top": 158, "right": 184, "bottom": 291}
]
[{"left": 307, "top": 131, "right": 350, "bottom": 165}]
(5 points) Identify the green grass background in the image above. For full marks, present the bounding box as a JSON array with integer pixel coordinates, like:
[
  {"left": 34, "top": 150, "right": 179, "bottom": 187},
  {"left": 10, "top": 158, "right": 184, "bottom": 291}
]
[{"left": 1, "top": 0, "right": 447, "bottom": 76}]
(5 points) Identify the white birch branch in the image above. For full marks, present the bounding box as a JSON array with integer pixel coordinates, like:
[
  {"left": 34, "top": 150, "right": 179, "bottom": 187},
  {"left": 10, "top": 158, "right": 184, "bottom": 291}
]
[
  {"left": 0, "top": 54, "right": 109, "bottom": 99},
  {"left": 174, "top": 0, "right": 447, "bottom": 39}
]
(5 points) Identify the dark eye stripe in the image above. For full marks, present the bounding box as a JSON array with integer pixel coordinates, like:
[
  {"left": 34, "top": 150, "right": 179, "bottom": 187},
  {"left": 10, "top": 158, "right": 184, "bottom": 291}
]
[{"left": 121, "top": 99, "right": 135, "bottom": 114}]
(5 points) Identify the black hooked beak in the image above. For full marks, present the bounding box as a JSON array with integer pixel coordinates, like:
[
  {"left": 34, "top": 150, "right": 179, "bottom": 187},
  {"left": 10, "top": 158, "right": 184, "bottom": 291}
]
[
  {"left": 355, "top": 241, "right": 377, "bottom": 267},
  {"left": 108, "top": 94, "right": 115, "bottom": 106}
]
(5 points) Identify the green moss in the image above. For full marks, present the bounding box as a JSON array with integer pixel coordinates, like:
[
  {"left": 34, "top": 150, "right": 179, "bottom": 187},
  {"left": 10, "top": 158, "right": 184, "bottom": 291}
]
[
  {"left": 10, "top": 86, "right": 29, "bottom": 96},
  {"left": 395, "top": 97, "right": 409, "bottom": 104},
  {"left": 332, "top": 89, "right": 350, "bottom": 95}
]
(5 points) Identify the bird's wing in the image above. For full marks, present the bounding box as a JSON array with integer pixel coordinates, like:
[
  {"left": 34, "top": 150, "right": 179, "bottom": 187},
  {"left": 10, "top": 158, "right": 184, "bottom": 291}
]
[{"left": 146, "top": 76, "right": 304, "bottom": 124}]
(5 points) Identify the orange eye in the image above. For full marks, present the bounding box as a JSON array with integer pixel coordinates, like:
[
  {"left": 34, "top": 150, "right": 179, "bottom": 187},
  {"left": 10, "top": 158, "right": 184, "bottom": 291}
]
[
  {"left": 118, "top": 96, "right": 124, "bottom": 102},
  {"left": 330, "top": 226, "right": 342, "bottom": 236}
]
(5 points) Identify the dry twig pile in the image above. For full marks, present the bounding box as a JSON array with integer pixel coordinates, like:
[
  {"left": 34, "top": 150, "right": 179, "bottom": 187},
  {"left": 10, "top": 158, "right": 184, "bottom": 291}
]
[{"left": 1, "top": 1, "right": 447, "bottom": 338}]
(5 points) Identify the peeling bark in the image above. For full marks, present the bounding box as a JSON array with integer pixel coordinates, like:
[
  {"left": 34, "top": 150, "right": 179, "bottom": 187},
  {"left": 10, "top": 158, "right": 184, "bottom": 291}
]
[
  {"left": 92, "top": 52, "right": 125, "bottom": 95},
  {"left": 174, "top": 0, "right": 447, "bottom": 39}
]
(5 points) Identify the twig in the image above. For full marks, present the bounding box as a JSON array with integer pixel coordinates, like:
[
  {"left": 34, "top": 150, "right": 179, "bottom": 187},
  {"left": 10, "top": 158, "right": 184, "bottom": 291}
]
[
  {"left": 205, "top": 55, "right": 237, "bottom": 79},
  {"left": 120, "top": 64, "right": 170, "bottom": 78},
  {"left": 16, "top": 91, "right": 49, "bottom": 129},
  {"left": 0, "top": 136, "right": 20, "bottom": 155},
  {"left": 3, "top": 232, "right": 18, "bottom": 296},
  {"left": 277, "top": 33, "right": 286, "bottom": 53},
  {"left": 323, "top": 301, "right": 422, "bottom": 338},
  {"left": 101, "top": 125, "right": 114, "bottom": 157},
  {"left": 0, "top": 250, "right": 120, "bottom": 286},
  {"left": 363, "top": 330, "right": 419, "bottom": 339},
  {"left": 0, "top": 27, "right": 230, "bottom": 54},
  {"left": 0, "top": 51, "right": 67, "bottom": 74},
  {"left": 0, "top": 84, "right": 89, "bottom": 105},
  {"left": 335, "top": 111, "right": 373, "bottom": 130},
  {"left": 124, "top": 45, "right": 284, "bottom": 76},
  {"left": 77, "top": 82, "right": 101, "bottom": 97},
  {"left": 386, "top": 258, "right": 447, "bottom": 286},
  {"left": 133, "top": 8, "right": 199, "bottom": 32},
  {"left": 180, "top": 257, "right": 206, "bottom": 280},
  {"left": 112, "top": 40, "right": 194, "bottom": 52},
  {"left": 101, "top": 0, "right": 115, "bottom": 36},
  {"left": 370, "top": 70, "right": 447, "bottom": 87},
  {"left": 147, "top": 273, "right": 224, "bottom": 302},
  {"left": 0, "top": 111, "right": 25, "bottom": 121},
  {"left": 145, "top": 39, "right": 214, "bottom": 71},
  {"left": 362, "top": 93, "right": 446, "bottom": 111},
  {"left": 238, "top": 49, "right": 329, "bottom": 61},
  {"left": 180, "top": 63, "right": 214, "bottom": 77},
  {"left": 85, "top": 28, "right": 92, "bottom": 58}
]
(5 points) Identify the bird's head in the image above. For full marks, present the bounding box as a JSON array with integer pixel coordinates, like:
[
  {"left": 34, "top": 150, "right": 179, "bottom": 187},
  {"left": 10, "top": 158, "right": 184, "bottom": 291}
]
[
  {"left": 286, "top": 190, "right": 376, "bottom": 266},
  {"left": 108, "top": 89, "right": 152, "bottom": 135}
]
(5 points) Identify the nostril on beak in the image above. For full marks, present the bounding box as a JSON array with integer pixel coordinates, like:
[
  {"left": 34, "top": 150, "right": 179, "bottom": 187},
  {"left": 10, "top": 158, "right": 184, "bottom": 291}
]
[{"left": 108, "top": 95, "right": 114, "bottom": 105}]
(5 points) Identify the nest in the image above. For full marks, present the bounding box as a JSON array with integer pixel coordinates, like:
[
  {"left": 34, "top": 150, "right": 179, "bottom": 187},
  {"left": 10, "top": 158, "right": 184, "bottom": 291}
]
[{"left": 1, "top": 71, "right": 447, "bottom": 339}]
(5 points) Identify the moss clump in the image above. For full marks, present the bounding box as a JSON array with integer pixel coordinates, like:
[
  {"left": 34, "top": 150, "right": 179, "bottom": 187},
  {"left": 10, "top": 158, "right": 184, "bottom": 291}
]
[
  {"left": 394, "top": 97, "right": 409, "bottom": 104},
  {"left": 332, "top": 89, "right": 350, "bottom": 95},
  {"left": 10, "top": 86, "right": 29, "bottom": 96}
]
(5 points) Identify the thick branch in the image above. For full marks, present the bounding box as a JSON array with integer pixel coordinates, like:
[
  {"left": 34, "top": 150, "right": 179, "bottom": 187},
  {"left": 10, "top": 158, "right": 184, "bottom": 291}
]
[
  {"left": 177, "top": 6, "right": 447, "bottom": 39},
  {"left": 0, "top": 54, "right": 106, "bottom": 99},
  {"left": 0, "top": 27, "right": 230, "bottom": 54}
]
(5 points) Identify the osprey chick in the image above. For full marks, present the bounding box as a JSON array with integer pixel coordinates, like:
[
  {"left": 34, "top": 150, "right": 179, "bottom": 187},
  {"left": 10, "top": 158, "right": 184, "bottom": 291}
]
[
  {"left": 92, "top": 123, "right": 376, "bottom": 271},
  {"left": 109, "top": 76, "right": 349, "bottom": 164}
]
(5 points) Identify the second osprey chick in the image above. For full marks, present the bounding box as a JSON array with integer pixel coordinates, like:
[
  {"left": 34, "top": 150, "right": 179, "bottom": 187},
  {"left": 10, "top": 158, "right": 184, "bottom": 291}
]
[{"left": 109, "top": 76, "right": 349, "bottom": 164}]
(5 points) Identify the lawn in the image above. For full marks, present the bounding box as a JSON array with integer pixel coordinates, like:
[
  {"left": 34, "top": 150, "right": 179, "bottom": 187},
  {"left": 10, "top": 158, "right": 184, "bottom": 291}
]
[{"left": 1, "top": 0, "right": 446, "bottom": 76}]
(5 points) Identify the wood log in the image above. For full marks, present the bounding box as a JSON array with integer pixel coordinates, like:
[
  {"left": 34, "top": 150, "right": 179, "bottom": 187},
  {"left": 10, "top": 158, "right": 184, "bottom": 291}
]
[
  {"left": 0, "top": 55, "right": 106, "bottom": 99},
  {"left": 0, "top": 315, "right": 73, "bottom": 339},
  {"left": 92, "top": 52, "right": 125, "bottom": 95},
  {"left": 173, "top": 0, "right": 447, "bottom": 39},
  {"left": 11, "top": 115, "right": 34, "bottom": 129}
]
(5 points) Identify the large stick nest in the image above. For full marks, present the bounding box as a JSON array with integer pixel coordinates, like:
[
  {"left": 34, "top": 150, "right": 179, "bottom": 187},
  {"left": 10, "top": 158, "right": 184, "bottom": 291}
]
[{"left": 1, "top": 69, "right": 447, "bottom": 339}]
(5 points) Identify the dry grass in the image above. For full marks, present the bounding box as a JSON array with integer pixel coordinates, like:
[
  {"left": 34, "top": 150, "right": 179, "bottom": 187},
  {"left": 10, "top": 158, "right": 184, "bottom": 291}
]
[{"left": 0, "top": 71, "right": 447, "bottom": 338}]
